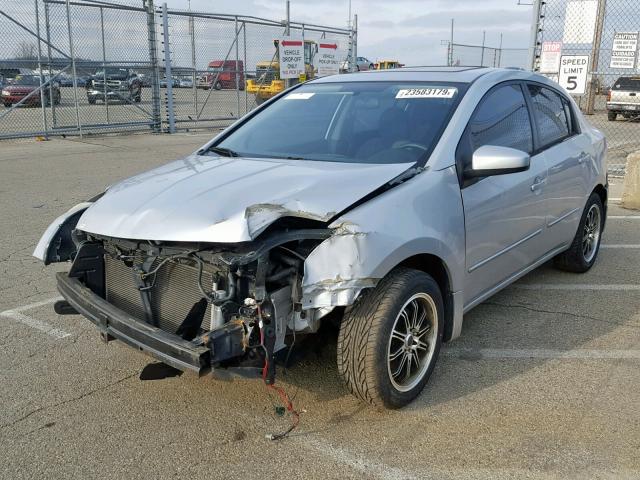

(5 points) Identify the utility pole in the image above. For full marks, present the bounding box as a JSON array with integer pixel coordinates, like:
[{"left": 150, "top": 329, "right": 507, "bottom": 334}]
[
  {"left": 480, "top": 30, "right": 486, "bottom": 66},
  {"left": 585, "top": 0, "right": 607, "bottom": 115}
]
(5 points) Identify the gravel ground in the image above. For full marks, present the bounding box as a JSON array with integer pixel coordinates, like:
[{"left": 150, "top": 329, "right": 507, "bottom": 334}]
[{"left": 0, "top": 133, "right": 638, "bottom": 480}]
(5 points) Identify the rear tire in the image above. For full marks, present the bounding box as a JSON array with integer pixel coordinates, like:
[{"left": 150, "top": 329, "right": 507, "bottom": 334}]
[
  {"left": 87, "top": 97, "right": 96, "bottom": 105},
  {"left": 553, "top": 192, "right": 604, "bottom": 273},
  {"left": 214, "top": 81, "right": 222, "bottom": 90},
  {"left": 337, "top": 268, "right": 443, "bottom": 409},
  {"left": 608, "top": 111, "right": 617, "bottom": 121},
  {"left": 4, "top": 102, "right": 11, "bottom": 108}
]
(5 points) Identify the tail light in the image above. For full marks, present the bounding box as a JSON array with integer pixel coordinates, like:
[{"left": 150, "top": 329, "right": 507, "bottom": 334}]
[{"left": 607, "top": 90, "right": 611, "bottom": 101}]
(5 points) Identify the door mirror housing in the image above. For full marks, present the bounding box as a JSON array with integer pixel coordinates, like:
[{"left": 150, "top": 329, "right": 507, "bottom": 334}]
[{"left": 466, "top": 145, "right": 530, "bottom": 177}]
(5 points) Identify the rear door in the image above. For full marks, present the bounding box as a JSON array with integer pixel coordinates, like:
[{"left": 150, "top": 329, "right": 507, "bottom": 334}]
[
  {"left": 459, "top": 82, "right": 548, "bottom": 305},
  {"left": 525, "top": 83, "right": 590, "bottom": 250}
]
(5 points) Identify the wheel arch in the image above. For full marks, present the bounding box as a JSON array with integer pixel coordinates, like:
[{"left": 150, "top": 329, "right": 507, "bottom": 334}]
[
  {"left": 396, "top": 253, "right": 456, "bottom": 342},
  {"left": 593, "top": 183, "right": 608, "bottom": 226}
]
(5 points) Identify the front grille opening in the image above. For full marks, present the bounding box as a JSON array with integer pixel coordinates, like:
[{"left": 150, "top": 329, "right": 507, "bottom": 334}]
[{"left": 105, "top": 255, "right": 214, "bottom": 335}]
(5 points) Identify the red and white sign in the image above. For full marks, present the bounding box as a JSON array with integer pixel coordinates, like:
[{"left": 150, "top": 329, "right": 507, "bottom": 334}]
[
  {"left": 316, "top": 41, "right": 342, "bottom": 77},
  {"left": 279, "top": 37, "right": 304, "bottom": 79},
  {"left": 540, "top": 41, "right": 562, "bottom": 73}
]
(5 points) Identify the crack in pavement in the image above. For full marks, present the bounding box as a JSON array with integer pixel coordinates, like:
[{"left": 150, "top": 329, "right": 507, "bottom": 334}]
[
  {"left": 483, "top": 301, "right": 640, "bottom": 329},
  {"left": 0, "top": 372, "right": 138, "bottom": 431}
]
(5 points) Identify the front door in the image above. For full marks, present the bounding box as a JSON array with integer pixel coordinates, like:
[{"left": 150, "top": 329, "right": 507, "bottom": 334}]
[{"left": 459, "top": 83, "right": 548, "bottom": 305}]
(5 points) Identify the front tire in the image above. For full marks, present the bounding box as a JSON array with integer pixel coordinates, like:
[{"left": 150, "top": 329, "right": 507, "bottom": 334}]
[
  {"left": 337, "top": 268, "right": 443, "bottom": 409},
  {"left": 214, "top": 81, "right": 222, "bottom": 90},
  {"left": 608, "top": 111, "right": 617, "bottom": 121},
  {"left": 554, "top": 192, "right": 604, "bottom": 273}
]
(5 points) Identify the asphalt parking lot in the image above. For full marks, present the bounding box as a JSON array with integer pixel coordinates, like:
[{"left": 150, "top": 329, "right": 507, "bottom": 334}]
[{"left": 1, "top": 133, "right": 639, "bottom": 479}]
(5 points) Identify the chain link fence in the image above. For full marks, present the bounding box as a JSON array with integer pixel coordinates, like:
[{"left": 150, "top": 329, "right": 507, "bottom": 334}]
[
  {"left": 0, "top": 0, "right": 355, "bottom": 139},
  {"left": 449, "top": 43, "right": 529, "bottom": 68},
  {"left": 531, "top": 0, "right": 640, "bottom": 176}
]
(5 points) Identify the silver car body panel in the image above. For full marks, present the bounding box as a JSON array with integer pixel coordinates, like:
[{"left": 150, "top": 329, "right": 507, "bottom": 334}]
[
  {"left": 35, "top": 67, "right": 607, "bottom": 342},
  {"left": 33, "top": 202, "right": 92, "bottom": 262},
  {"left": 76, "top": 155, "right": 413, "bottom": 243}
]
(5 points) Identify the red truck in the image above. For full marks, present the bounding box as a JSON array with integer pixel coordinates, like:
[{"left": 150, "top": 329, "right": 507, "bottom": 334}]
[{"left": 197, "top": 60, "right": 244, "bottom": 90}]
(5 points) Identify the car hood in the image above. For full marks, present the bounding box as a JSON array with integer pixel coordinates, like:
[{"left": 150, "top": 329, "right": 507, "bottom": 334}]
[{"left": 77, "top": 154, "right": 413, "bottom": 243}]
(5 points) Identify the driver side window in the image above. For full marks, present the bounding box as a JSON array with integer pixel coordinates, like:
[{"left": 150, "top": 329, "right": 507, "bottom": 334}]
[{"left": 468, "top": 84, "right": 534, "bottom": 154}]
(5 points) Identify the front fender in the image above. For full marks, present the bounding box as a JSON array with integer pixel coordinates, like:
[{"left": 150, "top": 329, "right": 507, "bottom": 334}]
[
  {"left": 301, "top": 166, "right": 466, "bottom": 309},
  {"left": 33, "top": 202, "right": 92, "bottom": 264}
]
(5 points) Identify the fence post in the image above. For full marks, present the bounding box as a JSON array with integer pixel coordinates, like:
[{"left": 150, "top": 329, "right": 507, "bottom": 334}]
[
  {"left": 189, "top": 10, "right": 197, "bottom": 116},
  {"left": 528, "top": 0, "right": 543, "bottom": 71},
  {"left": 353, "top": 14, "right": 358, "bottom": 70},
  {"left": 34, "top": 0, "right": 49, "bottom": 138},
  {"left": 161, "top": 3, "right": 175, "bottom": 133},
  {"left": 44, "top": 2, "right": 57, "bottom": 128},
  {"left": 146, "top": 0, "right": 161, "bottom": 132},
  {"left": 235, "top": 16, "right": 240, "bottom": 117},
  {"left": 99, "top": 7, "right": 110, "bottom": 124},
  {"left": 585, "top": 0, "right": 607, "bottom": 115},
  {"left": 65, "top": 0, "right": 82, "bottom": 137}
]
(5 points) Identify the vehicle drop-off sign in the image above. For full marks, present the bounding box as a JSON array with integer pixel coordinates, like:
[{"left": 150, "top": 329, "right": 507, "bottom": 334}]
[
  {"left": 279, "top": 37, "right": 304, "bottom": 79},
  {"left": 316, "top": 42, "right": 342, "bottom": 77},
  {"left": 558, "top": 55, "right": 589, "bottom": 95}
]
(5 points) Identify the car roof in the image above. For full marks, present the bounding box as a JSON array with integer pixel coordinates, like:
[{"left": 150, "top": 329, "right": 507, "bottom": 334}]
[{"left": 311, "top": 66, "right": 527, "bottom": 84}]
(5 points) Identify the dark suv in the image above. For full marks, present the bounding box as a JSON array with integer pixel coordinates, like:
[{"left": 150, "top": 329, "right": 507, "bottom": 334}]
[{"left": 86, "top": 68, "right": 142, "bottom": 104}]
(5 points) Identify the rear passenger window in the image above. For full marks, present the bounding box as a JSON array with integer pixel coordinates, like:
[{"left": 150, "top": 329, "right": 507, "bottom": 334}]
[
  {"left": 527, "top": 85, "right": 571, "bottom": 148},
  {"left": 468, "top": 84, "right": 533, "bottom": 154}
]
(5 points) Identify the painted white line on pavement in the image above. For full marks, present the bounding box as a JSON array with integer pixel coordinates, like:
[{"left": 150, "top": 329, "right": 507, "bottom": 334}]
[
  {"left": 0, "top": 296, "right": 70, "bottom": 339},
  {"left": 601, "top": 244, "right": 640, "bottom": 248},
  {"left": 514, "top": 284, "right": 640, "bottom": 291},
  {"left": 608, "top": 215, "right": 640, "bottom": 219},
  {"left": 303, "top": 438, "right": 419, "bottom": 480},
  {"left": 610, "top": 197, "right": 621, "bottom": 202},
  {"left": 7, "top": 296, "right": 63, "bottom": 313},
  {"left": 0, "top": 311, "right": 71, "bottom": 339},
  {"left": 444, "top": 348, "right": 640, "bottom": 360}
]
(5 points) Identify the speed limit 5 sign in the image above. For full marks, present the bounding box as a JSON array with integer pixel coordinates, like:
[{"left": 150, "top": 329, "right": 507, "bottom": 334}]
[{"left": 558, "top": 55, "right": 590, "bottom": 95}]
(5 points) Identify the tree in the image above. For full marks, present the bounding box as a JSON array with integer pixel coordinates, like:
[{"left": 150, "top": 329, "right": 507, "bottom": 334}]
[{"left": 15, "top": 41, "right": 37, "bottom": 59}]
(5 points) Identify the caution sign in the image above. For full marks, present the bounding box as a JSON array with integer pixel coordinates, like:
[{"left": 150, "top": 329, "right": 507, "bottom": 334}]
[
  {"left": 316, "top": 41, "right": 342, "bottom": 77},
  {"left": 558, "top": 55, "right": 589, "bottom": 95},
  {"left": 610, "top": 32, "right": 639, "bottom": 69},
  {"left": 279, "top": 37, "right": 304, "bottom": 79}
]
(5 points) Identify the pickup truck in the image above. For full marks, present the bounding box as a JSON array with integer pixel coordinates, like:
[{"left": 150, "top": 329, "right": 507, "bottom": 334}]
[{"left": 607, "top": 76, "right": 640, "bottom": 121}]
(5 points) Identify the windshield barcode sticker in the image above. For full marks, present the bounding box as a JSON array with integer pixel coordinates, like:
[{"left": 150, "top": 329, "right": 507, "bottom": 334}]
[
  {"left": 396, "top": 88, "right": 457, "bottom": 99},
  {"left": 285, "top": 92, "right": 315, "bottom": 100}
]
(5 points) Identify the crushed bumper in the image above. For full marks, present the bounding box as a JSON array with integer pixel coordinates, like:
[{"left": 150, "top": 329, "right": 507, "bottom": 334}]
[{"left": 56, "top": 272, "right": 210, "bottom": 373}]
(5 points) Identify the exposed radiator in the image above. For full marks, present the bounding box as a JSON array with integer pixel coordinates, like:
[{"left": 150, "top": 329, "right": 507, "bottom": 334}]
[{"left": 105, "top": 255, "right": 213, "bottom": 335}]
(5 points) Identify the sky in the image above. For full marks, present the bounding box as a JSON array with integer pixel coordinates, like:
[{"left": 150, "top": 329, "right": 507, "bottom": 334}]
[{"left": 165, "top": 0, "right": 535, "bottom": 67}]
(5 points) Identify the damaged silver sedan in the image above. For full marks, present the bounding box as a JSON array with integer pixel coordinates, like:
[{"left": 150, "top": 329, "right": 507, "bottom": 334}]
[{"left": 35, "top": 67, "right": 607, "bottom": 408}]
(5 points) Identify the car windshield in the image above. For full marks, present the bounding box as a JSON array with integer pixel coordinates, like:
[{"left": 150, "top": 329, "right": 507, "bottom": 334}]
[
  {"left": 613, "top": 77, "right": 640, "bottom": 90},
  {"left": 208, "top": 66, "right": 223, "bottom": 72},
  {"left": 214, "top": 82, "right": 465, "bottom": 164},
  {"left": 12, "top": 75, "right": 39, "bottom": 86}
]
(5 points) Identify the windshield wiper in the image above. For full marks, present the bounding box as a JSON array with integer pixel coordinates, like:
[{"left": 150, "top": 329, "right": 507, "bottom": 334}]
[{"left": 209, "top": 146, "right": 239, "bottom": 157}]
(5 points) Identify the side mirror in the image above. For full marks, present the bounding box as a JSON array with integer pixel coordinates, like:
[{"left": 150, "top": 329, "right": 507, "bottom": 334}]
[{"left": 466, "top": 145, "right": 530, "bottom": 178}]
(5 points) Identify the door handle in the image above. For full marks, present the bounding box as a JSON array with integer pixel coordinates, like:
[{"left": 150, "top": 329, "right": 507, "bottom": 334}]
[
  {"left": 577, "top": 153, "right": 589, "bottom": 164},
  {"left": 530, "top": 177, "right": 546, "bottom": 192}
]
